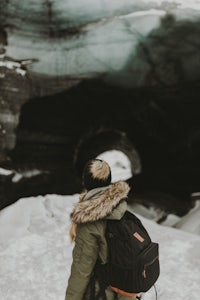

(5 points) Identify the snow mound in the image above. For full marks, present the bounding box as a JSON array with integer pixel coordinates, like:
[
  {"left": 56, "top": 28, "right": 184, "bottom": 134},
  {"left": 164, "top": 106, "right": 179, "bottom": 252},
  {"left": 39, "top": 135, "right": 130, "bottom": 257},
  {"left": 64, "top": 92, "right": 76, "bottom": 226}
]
[{"left": 0, "top": 194, "right": 199, "bottom": 300}]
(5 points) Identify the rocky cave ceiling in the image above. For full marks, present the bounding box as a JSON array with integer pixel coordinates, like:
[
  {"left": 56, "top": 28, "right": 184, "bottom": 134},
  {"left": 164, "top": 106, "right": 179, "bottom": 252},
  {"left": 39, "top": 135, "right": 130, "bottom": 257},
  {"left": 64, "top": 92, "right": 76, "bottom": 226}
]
[{"left": 0, "top": 0, "right": 200, "bottom": 209}]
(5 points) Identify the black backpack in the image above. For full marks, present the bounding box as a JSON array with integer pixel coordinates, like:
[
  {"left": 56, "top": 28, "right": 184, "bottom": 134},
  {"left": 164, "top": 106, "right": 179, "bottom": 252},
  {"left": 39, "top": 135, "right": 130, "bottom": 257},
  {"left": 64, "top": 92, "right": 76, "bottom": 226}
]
[{"left": 97, "top": 210, "right": 160, "bottom": 296}]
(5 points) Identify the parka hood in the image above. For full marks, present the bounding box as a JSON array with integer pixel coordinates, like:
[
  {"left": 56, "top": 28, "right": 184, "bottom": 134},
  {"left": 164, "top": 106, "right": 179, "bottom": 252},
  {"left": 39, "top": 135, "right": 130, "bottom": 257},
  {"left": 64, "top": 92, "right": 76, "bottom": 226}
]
[{"left": 71, "top": 181, "right": 130, "bottom": 224}]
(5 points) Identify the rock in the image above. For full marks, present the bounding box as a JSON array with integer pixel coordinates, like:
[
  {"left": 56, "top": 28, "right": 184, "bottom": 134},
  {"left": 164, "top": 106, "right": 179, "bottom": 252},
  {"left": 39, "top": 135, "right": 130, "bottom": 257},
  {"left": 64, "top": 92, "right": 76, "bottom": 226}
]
[{"left": 0, "top": 1, "right": 200, "bottom": 208}]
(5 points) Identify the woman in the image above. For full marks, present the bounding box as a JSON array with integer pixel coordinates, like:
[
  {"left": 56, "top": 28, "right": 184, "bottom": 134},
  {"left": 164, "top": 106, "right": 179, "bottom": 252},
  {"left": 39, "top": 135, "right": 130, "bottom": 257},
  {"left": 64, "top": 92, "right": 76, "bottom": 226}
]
[{"left": 65, "top": 159, "right": 138, "bottom": 300}]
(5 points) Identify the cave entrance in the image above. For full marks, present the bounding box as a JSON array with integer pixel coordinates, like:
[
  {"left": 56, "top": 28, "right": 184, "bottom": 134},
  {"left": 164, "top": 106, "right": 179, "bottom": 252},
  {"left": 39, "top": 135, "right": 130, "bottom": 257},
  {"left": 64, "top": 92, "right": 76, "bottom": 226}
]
[
  {"left": 97, "top": 150, "right": 132, "bottom": 182},
  {"left": 5, "top": 79, "right": 200, "bottom": 214},
  {"left": 73, "top": 127, "right": 141, "bottom": 181}
]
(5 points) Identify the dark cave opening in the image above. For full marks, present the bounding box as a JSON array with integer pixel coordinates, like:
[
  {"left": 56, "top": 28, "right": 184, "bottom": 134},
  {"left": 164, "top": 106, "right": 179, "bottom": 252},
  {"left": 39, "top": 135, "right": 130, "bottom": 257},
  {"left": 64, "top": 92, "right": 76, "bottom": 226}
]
[{"left": 1, "top": 79, "right": 200, "bottom": 213}]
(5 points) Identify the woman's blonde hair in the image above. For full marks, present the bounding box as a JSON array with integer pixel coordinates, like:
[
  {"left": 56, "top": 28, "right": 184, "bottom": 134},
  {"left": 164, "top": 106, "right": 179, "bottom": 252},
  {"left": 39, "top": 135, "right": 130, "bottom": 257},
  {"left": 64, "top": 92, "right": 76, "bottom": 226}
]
[{"left": 69, "top": 223, "right": 77, "bottom": 242}]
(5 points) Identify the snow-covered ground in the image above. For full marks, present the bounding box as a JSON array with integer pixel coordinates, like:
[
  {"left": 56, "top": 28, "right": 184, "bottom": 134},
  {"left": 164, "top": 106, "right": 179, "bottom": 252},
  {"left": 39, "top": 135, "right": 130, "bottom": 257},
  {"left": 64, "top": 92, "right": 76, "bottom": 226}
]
[{"left": 0, "top": 151, "right": 200, "bottom": 300}]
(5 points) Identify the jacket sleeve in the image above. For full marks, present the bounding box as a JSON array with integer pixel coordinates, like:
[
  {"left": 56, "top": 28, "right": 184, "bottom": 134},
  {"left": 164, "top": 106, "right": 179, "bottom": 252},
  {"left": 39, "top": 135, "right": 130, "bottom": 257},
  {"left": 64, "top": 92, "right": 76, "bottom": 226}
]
[{"left": 65, "top": 222, "right": 100, "bottom": 300}]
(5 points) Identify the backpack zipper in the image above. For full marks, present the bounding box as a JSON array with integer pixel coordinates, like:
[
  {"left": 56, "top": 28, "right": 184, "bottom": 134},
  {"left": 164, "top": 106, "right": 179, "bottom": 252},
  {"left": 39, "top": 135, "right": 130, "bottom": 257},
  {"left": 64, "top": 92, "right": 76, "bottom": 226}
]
[
  {"left": 143, "top": 256, "right": 159, "bottom": 278},
  {"left": 144, "top": 256, "right": 159, "bottom": 268}
]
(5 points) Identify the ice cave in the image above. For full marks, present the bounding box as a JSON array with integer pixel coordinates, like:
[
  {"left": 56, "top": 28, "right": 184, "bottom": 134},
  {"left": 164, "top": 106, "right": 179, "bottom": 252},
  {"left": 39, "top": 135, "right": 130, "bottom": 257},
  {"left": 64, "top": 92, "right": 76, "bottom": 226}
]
[{"left": 0, "top": 0, "right": 200, "bottom": 212}]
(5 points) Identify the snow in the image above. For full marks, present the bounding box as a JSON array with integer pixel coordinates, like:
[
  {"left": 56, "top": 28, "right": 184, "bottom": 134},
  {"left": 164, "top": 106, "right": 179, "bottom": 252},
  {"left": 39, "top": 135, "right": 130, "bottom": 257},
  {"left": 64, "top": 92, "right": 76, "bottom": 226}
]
[
  {"left": 0, "top": 195, "right": 76, "bottom": 300},
  {"left": 12, "top": 169, "right": 43, "bottom": 183},
  {"left": 0, "top": 167, "right": 13, "bottom": 176},
  {"left": 0, "top": 151, "right": 200, "bottom": 299},
  {"left": 0, "top": 167, "right": 44, "bottom": 182},
  {"left": 0, "top": 194, "right": 200, "bottom": 300},
  {"left": 0, "top": 60, "right": 26, "bottom": 76},
  {"left": 97, "top": 150, "right": 132, "bottom": 182}
]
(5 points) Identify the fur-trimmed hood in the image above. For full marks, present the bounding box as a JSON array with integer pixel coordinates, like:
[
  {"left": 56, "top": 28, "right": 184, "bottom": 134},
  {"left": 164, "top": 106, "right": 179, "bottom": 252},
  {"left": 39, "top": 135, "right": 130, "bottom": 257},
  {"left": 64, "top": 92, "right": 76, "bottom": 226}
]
[{"left": 71, "top": 181, "right": 130, "bottom": 224}]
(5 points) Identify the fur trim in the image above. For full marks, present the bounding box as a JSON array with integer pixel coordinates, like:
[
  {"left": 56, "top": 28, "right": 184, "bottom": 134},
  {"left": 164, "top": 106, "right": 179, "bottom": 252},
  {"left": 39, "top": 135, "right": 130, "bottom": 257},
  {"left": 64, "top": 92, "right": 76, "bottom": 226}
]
[{"left": 71, "top": 181, "right": 130, "bottom": 224}]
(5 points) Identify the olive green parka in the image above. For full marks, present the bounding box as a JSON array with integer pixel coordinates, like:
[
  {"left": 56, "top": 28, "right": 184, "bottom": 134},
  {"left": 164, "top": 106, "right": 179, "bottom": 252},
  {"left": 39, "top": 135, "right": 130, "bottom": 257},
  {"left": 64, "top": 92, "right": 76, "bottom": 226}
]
[{"left": 65, "top": 181, "right": 137, "bottom": 300}]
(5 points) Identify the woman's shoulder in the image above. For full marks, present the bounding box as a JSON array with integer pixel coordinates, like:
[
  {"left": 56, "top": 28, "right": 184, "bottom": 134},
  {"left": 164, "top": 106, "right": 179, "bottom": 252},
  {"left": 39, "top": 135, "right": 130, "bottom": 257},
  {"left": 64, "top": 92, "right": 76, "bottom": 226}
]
[{"left": 77, "top": 219, "right": 107, "bottom": 237}]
